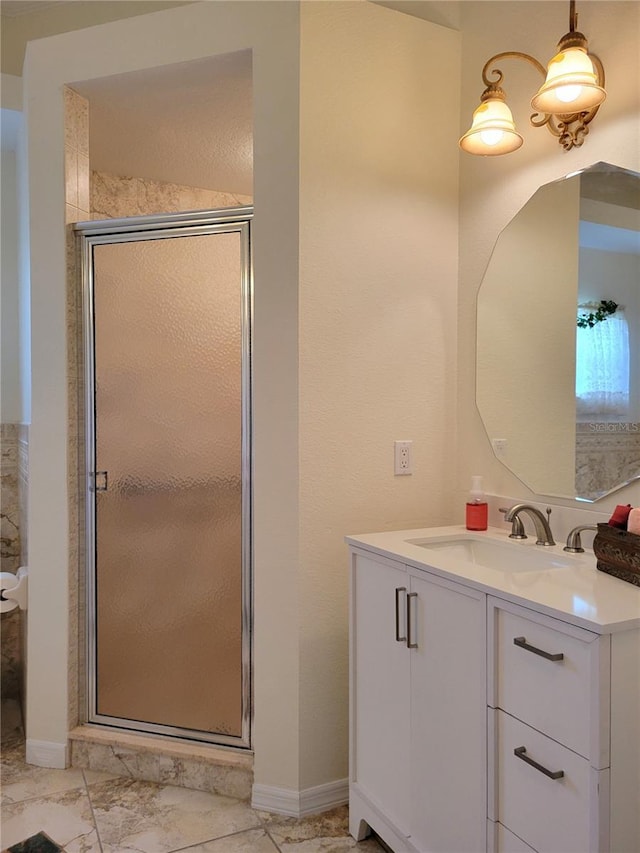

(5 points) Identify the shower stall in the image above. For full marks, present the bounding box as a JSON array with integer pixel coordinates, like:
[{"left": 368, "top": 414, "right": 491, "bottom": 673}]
[{"left": 76, "top": 208, "right": 252, "bottom": 749}]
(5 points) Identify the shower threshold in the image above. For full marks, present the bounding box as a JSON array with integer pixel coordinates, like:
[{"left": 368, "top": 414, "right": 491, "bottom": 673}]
[{"left": 68, "top": 724, "right": 253, "bottom": 800}]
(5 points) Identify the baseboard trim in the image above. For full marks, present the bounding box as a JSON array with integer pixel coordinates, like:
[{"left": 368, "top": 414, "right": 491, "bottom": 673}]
[
  {"left": 26, "top": 738, "right": 68, "bottom": 769},
  {"left": 252, "top": 777, "right": 349, "bottom": 817}
]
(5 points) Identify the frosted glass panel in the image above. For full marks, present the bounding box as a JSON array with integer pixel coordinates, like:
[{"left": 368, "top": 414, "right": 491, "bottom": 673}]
[{"left": 93, "top": 233, "right": 243, "bottom": 737}]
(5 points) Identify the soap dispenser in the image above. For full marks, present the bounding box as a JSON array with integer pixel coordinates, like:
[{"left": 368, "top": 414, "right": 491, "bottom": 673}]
[{"left": 466, "top": 476, "right": 488, "bottom": 531}]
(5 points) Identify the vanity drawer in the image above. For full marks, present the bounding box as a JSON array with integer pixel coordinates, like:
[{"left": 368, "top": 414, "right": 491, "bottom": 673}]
[
  {"left": 491, "top": 602, "right": 607, "bottom": 761},
  {"left": 496, "top": 710, "right": 599, "bottom": 853}
]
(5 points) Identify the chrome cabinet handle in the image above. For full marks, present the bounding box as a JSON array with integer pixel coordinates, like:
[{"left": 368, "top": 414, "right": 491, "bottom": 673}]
[
  {"left": 395, "top": 587, "right": 407, "bottom": 642},
  {"left": 513, "top": 636, "right": 564, "bottom": 662},
  {"left": 514, "top": 746, "right": 564, "bottom": 780},
  {"left": 406, "top": 592, "right": 418, "bottom": 649}
]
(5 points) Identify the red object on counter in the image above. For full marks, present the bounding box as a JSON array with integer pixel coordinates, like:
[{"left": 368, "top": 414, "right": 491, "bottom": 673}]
[
  {"left": 466, "top": 501, "right": 488, "bottom": 531},
  {"left": 608, "top": 504, "right": 632, "bottom": 529}
]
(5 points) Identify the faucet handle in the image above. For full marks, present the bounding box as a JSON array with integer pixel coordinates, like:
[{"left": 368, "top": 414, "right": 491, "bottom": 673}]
[{"left": 499, "top": 507, "right": 527, "bottom": 540}]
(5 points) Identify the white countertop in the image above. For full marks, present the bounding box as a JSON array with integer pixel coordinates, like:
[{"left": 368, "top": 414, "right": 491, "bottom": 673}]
[{"left": 346, "top": 525, "right": 640, "bottom": 634}]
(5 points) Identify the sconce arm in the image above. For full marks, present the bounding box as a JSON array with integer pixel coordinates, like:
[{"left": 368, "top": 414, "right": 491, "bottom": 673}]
[{"left": 481, "top": 52, "right": 547, "bottom": 90}]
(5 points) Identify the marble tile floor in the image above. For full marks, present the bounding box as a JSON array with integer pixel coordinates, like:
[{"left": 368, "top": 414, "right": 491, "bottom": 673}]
[{"left": 1, "top": 702, "right": 386, "bottom": 853}]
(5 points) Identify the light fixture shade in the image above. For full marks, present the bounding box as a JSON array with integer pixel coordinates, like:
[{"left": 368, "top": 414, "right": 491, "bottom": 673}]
[
  {"left": 531, "top": 47, "right": 606, "bottom": 114},
  {"left": 459, "top": 97, "right": 523, "bottom": 156}
]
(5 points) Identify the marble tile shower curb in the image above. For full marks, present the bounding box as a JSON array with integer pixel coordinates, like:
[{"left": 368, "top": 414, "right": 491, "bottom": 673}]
[{"left": 69, "top": 727, "right": 253, "bottom": 801}]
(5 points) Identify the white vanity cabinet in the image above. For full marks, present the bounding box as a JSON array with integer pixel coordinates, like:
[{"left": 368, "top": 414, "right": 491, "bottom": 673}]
[
  {"left": 349, "top": 549, "right": 486, "bottom": 853},
  {"left": 348, "top": 530, "right": 640, "bottom": 853}
]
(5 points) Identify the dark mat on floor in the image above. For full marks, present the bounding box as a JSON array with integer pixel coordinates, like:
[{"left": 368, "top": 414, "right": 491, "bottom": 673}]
[{"left": 6, "top": 832, "right": 63, "bottom": 853}]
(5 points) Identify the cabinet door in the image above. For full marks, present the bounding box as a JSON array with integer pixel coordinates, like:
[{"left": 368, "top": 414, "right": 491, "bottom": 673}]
[
  {"left": 351, "top": 553, "right": 411, "bottom": 836},
  {"left": 409, "top": 571, "right": 486, "bottom": 853}
]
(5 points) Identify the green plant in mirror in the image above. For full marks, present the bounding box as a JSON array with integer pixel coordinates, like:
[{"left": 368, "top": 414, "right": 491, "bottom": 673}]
[{"left": 577, "top": 299, "right": 618, "bottom": 328}]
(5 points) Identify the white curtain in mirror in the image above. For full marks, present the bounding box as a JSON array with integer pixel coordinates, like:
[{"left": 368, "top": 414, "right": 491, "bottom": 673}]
[{"left": 576, "top": 309, "right": 629, "bottom": 417}]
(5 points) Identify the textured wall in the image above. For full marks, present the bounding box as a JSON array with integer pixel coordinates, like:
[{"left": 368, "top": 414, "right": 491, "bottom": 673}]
[
  {"left": 1, "top": 3, "right": 190, "bottom": 76},
  {"left": 90, "top": 171, "right": 251, "bottom": 219},
  {"left": 1, "top": 137, "right": 21, "bottom": 422},
  {"left": 298, "top": 1, "right": 460, "bottom": 788}
]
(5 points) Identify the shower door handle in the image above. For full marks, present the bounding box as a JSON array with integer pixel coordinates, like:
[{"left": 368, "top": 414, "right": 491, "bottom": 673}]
[{"left": 95, "top": 471, "right": 109, "bottom": 492}]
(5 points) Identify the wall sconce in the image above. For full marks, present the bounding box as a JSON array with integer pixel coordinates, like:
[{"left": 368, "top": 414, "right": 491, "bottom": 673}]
[{"left": 460, "top": 0, "right": 606, "bottom": 156}]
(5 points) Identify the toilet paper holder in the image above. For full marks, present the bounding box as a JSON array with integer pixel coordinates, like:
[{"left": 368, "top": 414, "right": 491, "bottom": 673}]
[{"left": 0, "top": 567, "right": 28, "bottom": 612}]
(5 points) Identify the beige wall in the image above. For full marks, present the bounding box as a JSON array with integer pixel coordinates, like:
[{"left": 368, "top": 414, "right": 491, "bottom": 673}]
[
  {"left": 0, "top": 74, "right": 30, "bottom": 426},
  {"left": 0, "top": 2, "right": 192, "bottom": 76},
  {"left": 1, "top": 74, "right": 24, "bottom": 423},
  {"left": 1, "top": 72, "right": 23, "bottom": 109},
  {"left": 458, "top": 0, "right": 640, "bottom": 511},
  {"left": 299, "top": 1, "right": 459, "bottom": 789},
  {"left": 1, "top": 130, "right": 21, "bottom": 421},
  {"left": 24, "top": 1, "right": 302, "bottom": 785}
]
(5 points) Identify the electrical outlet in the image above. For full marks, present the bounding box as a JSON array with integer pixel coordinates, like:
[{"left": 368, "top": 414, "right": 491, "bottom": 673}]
[{"left": 394, "top": 440, "right": 413, "bottom": 475}]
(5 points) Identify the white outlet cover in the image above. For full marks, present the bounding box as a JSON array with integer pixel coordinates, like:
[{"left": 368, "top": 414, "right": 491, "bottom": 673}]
[{"left": 394, "top": 440, "right": 413, "bottom": 475}]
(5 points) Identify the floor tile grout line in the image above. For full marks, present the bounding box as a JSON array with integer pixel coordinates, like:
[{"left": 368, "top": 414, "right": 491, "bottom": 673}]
[
  {"left": 0, "top": 782, "right": 89, "bottom": 809},
  {"left": 254, "top": 811, "right": 284, "bottom": 852},
  {"left": 162, "top": 823, "right": 279, "bottom": 853},
  {"left": 81, "top": 769, "right": 104, "bottom": 853},
  {"left": 264, "top": 826, "right": 284, "bottom": 852}
]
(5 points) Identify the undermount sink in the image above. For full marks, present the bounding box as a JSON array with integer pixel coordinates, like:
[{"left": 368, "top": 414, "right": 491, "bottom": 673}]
[{"left": 406, "top": 536, "right": 574, "bottom": 572}]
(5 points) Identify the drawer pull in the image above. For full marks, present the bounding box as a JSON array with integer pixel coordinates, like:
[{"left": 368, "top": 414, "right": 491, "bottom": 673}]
[
  {"left": 514, "top": 746, "right": 565, "bottom": 780},
  {"left": 513, "top": 636, "right": 564, "bottom": 662},
  {"left": 395, "top": 587, "right": 407, "bottom": 642},
  {"left": 406, "top": 592, "right": 418, "bottom": 649}
]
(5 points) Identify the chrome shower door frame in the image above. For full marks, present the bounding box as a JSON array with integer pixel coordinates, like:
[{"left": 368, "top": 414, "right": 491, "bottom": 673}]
[{"left": 76, "top": 207, "right": 253, "bottom": 749}]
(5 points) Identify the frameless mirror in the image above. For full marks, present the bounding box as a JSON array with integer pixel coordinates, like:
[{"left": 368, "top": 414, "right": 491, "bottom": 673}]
[{"left": 477, "top": 162, "right": 640, "bottom": 501}]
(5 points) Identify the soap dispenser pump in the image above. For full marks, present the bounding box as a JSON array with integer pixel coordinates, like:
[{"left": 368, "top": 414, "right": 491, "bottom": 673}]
[{"left": 466, "top": 476, "right": 488, "bottom": 531}]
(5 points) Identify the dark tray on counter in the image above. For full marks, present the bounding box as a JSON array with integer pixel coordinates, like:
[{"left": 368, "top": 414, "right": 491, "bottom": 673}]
[{"left": 593, "top": 523, "right": 640, "bottom": 587}]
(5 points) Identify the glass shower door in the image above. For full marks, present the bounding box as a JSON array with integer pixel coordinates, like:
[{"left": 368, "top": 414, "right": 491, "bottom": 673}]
[{"left": 80, "top": 211, "right": 252, "bottom": 747}]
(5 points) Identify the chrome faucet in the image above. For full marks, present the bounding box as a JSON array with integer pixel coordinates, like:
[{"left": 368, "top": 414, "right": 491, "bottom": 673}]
[
  {"left": 504, "top": 504, "right": 555, "bottom": 546},
  {"left": 564, "top": 524, "right": 597, "bottom": 553}
]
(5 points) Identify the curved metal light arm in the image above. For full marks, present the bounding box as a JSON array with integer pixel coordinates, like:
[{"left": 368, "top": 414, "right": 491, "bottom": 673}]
[
  {"left": 480, "top": 52, "right": 551, "bottom": 130},
  {"left": 482, "top": 51, "right": 547, "bottom": 89},
  {"left": 478, "top": 47, "right": 605, "bottom": 151}
]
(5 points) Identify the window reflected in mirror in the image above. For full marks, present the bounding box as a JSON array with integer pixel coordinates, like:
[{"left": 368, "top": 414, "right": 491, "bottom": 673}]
[{"left": 576, "top": 309, "right": 629, "bottom": 416}]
